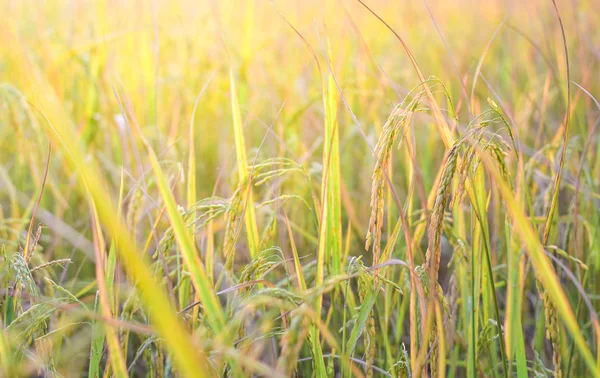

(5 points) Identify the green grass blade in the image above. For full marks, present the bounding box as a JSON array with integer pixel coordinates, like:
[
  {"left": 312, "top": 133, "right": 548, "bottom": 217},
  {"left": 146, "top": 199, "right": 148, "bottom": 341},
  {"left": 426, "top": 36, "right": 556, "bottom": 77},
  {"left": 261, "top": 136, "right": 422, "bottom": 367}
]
[
  {"left": 321, "top": 65, "right": 342, "bottom": 275},
  {"left": 88, "top": 292, "right": 104, "bottom": 378},
  {"left": 345, "top": 290, "right": 377, "bottom": 357},
  {"left": 90, "top": 200, "right": 128, "bottom": 378},
  {"left": 230, "top": 69, "right": 260, "bottom": 259}
]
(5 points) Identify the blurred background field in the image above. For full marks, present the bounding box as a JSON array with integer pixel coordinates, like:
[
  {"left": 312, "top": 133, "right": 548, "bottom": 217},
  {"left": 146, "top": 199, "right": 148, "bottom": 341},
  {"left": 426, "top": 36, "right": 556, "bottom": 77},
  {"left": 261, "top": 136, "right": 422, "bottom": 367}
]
[{"left": 0, "top": 0, "right": 599, "bottom": 377}]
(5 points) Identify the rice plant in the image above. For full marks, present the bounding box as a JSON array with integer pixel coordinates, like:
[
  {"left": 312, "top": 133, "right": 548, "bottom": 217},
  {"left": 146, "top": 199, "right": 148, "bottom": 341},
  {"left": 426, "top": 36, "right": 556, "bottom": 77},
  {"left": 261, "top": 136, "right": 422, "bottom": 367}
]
[{"left": 1, "top": 0, "right": 599, "bottom": 377}]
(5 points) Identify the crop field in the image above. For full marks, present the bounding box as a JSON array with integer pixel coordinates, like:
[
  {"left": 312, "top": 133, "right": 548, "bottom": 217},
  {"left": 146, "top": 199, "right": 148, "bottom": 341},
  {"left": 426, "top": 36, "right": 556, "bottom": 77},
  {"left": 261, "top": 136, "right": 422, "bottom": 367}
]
[{"left": 0, "top": 0, "right": 599, "bottom": 377}]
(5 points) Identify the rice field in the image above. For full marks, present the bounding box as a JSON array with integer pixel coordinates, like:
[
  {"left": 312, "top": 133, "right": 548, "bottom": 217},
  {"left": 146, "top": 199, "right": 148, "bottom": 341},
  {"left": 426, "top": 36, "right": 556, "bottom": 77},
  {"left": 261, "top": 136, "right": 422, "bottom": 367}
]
[{"left": 0, "top": 0, "right": 599, "bottom": 377}]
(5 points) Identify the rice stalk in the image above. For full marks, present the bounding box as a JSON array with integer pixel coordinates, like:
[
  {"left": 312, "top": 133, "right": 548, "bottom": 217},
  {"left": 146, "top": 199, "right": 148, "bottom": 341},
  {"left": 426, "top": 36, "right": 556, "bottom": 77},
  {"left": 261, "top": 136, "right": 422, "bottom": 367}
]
[
  {"left": 230, "top": 69, "right": 260, "bottom": 260},
  {"left": 366, "top": 93, "right": 422, "bottom": 266}
]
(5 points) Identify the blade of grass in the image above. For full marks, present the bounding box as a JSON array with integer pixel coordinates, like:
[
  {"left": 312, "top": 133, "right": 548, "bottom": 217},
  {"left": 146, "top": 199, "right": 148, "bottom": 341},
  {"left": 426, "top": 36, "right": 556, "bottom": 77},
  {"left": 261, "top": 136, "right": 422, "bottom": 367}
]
[
  {"left": 230, "top": 69, "right": 260, "bottom": 259},
  {"left": 321, "top": 44, "right": 343, "bottom": 275},
  {"left": 90, "top": 200, "right": 128, "bottom": 378},
  {"left": 88, "top": 169, "right": 124, "bottom": 378},
  {"left": 88, "top": 292, "right": 103, "bottom": 378},
  {"left": 180, "top": 72, "right": 216, "bottom": 320},
  {"left": 468, "top": 164, "right": 508, "bottom": 378},
  {"left": 505, "top": 222, "right": 528, "bottom": 378}
]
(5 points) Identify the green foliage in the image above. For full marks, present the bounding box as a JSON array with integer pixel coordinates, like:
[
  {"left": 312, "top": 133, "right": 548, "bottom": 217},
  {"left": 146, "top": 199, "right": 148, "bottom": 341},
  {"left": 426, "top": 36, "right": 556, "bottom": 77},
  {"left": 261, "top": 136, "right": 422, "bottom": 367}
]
[{"left": 0, "top": 1, "right": 599, "bottom": 377}]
